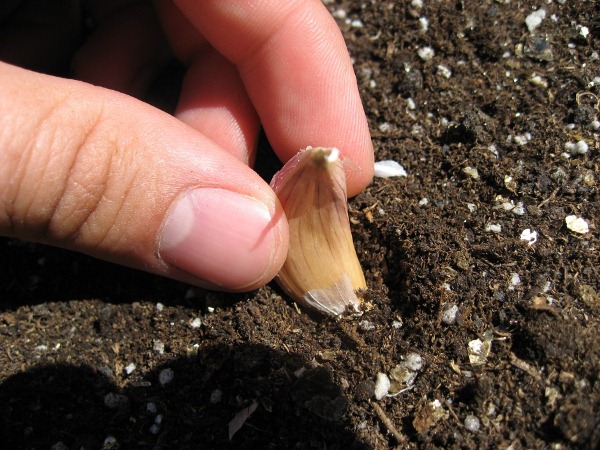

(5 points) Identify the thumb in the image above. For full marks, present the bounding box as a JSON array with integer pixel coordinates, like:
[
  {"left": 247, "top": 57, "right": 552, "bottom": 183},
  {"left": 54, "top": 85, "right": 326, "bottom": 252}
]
[{"left": 0, "top": 62, "right": 288, "bottom": 291}]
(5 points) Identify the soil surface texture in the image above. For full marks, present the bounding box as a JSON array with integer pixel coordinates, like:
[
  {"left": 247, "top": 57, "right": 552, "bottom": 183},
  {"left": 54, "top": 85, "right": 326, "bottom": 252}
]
[{"left": 1, "top": 1, "right": 599, "bottom": 449}]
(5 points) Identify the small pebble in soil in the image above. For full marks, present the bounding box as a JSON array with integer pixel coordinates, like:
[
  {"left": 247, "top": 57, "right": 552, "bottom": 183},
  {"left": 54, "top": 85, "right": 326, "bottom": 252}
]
[
  {"left": 211, "top": 389, "right": 224, "bottom": 404},
  {"left": 437, "top": 64, "right": 452, "bottom": 78},
  {"left": 146, "top": 402, "right": 158, "bottom": 414},
  {"left": 525, "top": 8, "right": 545, "bottom": 32},
  {"left": 495, "top": 198, "right": 526, "bottom": 215},
  {"left": 374, "top": 372, "right": 391, "bottom": 400},
  {"left": 464, "top": 414, "right": 481, "bottom": 432},
  {"left": 442, "top": 303, "right": 459, "bottom": 325},
  {"left": 104, "top": 392, "right": 129, "bottom": 410},
  {"left": 149, "top": 415, "right": 164, "bottom": 434},
  {"left": 359, "top": 320, "right": 375, "bottom": 331},
  {"left": 485, "top": 223, "right": 502, "bottom": 233},
  {"left": 513, "top": 133, "right": 532, "bottom": 146},
  {"left": 405, "top": 353, "right": 423, "bottom": 371},
  {"left": 512, "top": 202, "right": 525, "bottom": 215},
  {"left": 190, "top": 317, "right": 202, "bottom": 328},
  {"left": 530, "top": 74, "right": 548, "bottom": 88},
  {"left": 577, "top": 25, "right": 589, "bottom": 38},
  {"left": 468, "top": 338, "right": 492, "bottom": 365},
  {"left": 463, "top": 166, "right": 479, "bottom": 179},
  {"left": 565, "top": 215, "right": 590, "bottom": 234},
  {"left": 417, "top": 46, "right": 435, "bottom": 61},
  {"left": 378, "top": 122, "right": 391, "bottom": 133},
  {"left": 520, "top": 228, "right": 538, "bottom": 245},
  {"left": 103, "top": 436, "right": 118, "bottom": 448},
  {"left": 564, "top": 140, "right": 589, "bottom": 155},
  {"left": 153, "top": 340, "right": 165, "bottom": 354},
  {"left": 487, "top": 145, "right": 499, "bottom": 157},
  {"left": 159, "top": 368, "right": 175, "bottom": 386},
  {"left": 332, "top": 9, "right": 346, "bottom": 20},
  {"left": 156, "top": 302, "right": 165, "bottom": 312},
  {"left": 419, "top": 198, "right": 429, "bottom": 206},
  {"left": 508, "top": 273, "right": 521, "bottom": 291},
  {"left": 124, "top": 363, "right": 136, "bottom": 375}
]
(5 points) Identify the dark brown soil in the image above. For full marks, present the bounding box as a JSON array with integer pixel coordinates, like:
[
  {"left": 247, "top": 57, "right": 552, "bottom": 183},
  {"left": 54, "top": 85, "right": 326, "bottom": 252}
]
[{"left": 1, "top": 1, "right": 599, "bottom": 449}]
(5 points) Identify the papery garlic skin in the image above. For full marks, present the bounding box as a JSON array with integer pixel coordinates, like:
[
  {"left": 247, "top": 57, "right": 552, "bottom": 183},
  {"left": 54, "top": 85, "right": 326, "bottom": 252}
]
[{"left": 270, "top": 146, "right": 367, "bottom": 316}]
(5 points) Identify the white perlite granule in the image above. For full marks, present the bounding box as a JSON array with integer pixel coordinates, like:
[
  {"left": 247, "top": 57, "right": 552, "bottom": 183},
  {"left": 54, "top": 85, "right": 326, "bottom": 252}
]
[{"left": 464, "top": 414, "right": 481, "bottom": 432}]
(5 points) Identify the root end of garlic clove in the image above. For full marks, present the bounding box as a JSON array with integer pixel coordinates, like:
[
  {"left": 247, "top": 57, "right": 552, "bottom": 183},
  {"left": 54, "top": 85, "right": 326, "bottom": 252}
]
[{"left": 302, "top": 273, "right": 361, "bottom": 317}]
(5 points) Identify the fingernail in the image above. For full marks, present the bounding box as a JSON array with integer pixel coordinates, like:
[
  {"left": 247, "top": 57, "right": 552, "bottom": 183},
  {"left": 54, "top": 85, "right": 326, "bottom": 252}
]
[{"left": 159, "top": 188, "right": 277, "bottom": 289}]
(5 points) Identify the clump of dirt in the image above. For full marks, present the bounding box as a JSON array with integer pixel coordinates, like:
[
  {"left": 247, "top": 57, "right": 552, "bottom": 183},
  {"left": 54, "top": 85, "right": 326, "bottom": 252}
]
[{"left": 1, "top": 1, "right": 599, "bottom": 449}]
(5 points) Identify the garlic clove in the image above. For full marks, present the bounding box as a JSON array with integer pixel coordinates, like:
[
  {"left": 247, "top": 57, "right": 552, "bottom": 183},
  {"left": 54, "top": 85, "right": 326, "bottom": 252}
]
[{"left": 270, "top": 146, "right": 366, "bottom": 316}]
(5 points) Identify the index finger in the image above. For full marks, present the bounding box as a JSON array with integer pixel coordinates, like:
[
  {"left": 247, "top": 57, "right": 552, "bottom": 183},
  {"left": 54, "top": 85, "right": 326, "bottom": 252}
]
[{"left": 171, "top": 0, "right": 374, "bottom": 197}]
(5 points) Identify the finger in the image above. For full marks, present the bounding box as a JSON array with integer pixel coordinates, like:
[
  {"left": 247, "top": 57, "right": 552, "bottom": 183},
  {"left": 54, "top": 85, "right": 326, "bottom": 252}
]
[
  {"left": 175, "top": 48, "right": 260, "bottom": 165},
  {"left": 72, "top": 2, "right": 171, "bottom": 98},
  {"left": 0, "top": 62, "right": 288, "bottom": 291},
  {"left": 171, "top": 0, "right": 374, "bottom": 197},
  {"left": 153, "top": 1, "right": 258, "bottom": 164},
  {"left": 152, "top": 0, "right": 209, "bottom": 64}
]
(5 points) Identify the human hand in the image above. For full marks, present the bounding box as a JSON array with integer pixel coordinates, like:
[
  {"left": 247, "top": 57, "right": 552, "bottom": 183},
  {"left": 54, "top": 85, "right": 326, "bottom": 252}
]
[{"left": 0, "top": 0, "right": 374, "bottom": 291}]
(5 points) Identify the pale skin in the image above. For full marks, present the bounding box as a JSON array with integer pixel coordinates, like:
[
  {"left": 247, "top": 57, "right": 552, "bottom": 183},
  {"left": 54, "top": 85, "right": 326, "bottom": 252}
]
[{"left": 0, "top": 0, "right": 374, "bottom": 292}]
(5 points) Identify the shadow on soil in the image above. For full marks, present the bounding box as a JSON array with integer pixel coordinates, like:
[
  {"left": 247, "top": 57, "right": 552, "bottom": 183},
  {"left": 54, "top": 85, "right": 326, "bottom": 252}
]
[{"left": 0, "top": 343, "right": 371, "bottom": 450}]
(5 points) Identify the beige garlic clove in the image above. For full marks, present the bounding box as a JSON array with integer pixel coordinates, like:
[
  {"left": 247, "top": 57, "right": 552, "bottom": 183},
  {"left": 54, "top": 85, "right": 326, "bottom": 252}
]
[{"left": 270, "top": 146, "right": 366, "bottom": 316}]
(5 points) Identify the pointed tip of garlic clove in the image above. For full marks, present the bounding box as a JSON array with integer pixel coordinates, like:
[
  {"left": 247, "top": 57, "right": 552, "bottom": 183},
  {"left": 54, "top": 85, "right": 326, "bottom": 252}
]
[{"left": 271, "top": 146, "right": 367, "bottom": 317}]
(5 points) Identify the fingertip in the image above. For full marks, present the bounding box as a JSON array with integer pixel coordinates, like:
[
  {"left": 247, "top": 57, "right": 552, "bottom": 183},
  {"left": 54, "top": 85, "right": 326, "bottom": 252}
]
[{"left": 159, "top": 186, "right": 289, "bottom": 291}]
